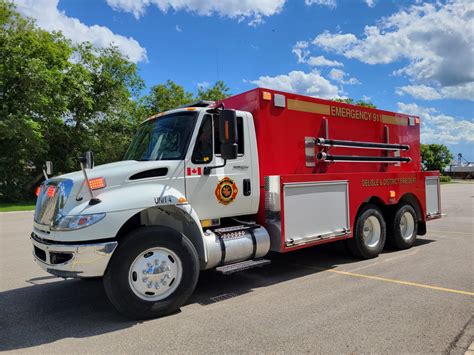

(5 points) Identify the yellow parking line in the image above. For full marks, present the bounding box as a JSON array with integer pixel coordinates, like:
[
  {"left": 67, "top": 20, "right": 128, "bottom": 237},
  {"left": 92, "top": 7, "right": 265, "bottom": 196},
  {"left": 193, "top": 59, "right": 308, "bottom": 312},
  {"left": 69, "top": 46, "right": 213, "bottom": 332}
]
[{"left": 326, "top": 269, "right": 474, "bottom": 296}]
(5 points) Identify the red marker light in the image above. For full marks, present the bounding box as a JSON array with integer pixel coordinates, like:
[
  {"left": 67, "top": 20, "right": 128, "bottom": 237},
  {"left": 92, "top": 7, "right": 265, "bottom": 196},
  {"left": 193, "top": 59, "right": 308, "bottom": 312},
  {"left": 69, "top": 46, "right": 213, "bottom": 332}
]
[
  {"left": 35, "top": 186, "right": 41, "bottom": 197},
  {"left": 88, "top": 177, "right": 106, "bottom": 190},
  {"left": 47, "top": 186, "right": 55, "bottom": 197}
]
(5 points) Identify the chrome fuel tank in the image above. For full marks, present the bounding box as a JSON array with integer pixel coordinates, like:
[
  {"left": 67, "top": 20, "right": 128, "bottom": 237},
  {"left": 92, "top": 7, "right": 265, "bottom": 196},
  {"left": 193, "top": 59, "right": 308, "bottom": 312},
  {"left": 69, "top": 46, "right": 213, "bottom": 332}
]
[{"left": 202, "top": 225, "right": 270, "bottom": 270}]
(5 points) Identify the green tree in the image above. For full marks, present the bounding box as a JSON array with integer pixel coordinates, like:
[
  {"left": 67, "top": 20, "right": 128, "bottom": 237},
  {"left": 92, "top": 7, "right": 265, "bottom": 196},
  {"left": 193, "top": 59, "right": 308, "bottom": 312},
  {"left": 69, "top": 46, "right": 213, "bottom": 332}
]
[
  {"left": 0, "top": 1, "right": 144, "bottom": 201},
  {"left": 420, "top": 144, "right": 453, "bottom": 172},
  {"left": 0, "top": 1, "right": 72, "bottom": 200},
  {"left": 333, "top": 98, "right": 376, "bottom": 108},
  {"left": 197, "top": 80, "right": 230, "bottom": 101},
  {"left": 143, "top": 80, "right": 194, "bottom": 115},
  {"left": 143, "top": 80, "right": 231, "bottom": 116}
]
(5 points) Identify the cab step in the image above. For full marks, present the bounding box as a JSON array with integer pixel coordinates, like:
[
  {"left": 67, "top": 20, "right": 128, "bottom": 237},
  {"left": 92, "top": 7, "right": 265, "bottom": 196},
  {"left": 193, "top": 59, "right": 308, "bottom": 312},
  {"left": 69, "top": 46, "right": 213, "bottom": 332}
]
[{"left": 215, "top": 259, "right": 271, "bottom": 275}]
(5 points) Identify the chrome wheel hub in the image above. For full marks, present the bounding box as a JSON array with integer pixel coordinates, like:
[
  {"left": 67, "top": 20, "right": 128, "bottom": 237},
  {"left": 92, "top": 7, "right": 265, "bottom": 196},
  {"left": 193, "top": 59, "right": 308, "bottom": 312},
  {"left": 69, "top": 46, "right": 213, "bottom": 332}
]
[
  {"left": 128, "top": 247, "right": 182, "bottom": 301},
  {"left": 362, "top": 216, "right": 381, "bottom": 248},
  {"left": 400, "top": 211, "right": 415, "bottom": 241}
]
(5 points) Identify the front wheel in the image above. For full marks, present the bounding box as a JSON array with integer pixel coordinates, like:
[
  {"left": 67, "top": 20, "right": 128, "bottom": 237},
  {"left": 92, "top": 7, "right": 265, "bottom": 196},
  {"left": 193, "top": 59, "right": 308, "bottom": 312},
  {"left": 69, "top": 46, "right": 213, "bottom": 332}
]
[
  {"left": 347, "top": 204, "right": 386, "bottom": 259},
  {"left": 104, "top": 226, "right": 199, "bottom": 320}
]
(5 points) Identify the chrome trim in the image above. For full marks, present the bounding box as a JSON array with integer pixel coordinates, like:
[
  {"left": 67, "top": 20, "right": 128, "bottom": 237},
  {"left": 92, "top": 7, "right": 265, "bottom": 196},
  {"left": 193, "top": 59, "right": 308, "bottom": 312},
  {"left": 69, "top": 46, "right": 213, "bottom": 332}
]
[
  {"left": 286, "top": 229, "right": 350, "bottom": 247},
  {"left": 34, "top": 179, "right": 73, "bottom": 227},
  {"left": 30, "top": 234, "right": 117, "bottom": 278}
]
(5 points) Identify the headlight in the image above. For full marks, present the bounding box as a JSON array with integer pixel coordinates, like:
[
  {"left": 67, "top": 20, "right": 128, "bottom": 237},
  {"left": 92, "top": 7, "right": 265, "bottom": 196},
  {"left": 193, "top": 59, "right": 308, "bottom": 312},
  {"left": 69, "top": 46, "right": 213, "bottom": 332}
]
[{"left": 52, "top": 213, "right": 106, "bottom": 231}]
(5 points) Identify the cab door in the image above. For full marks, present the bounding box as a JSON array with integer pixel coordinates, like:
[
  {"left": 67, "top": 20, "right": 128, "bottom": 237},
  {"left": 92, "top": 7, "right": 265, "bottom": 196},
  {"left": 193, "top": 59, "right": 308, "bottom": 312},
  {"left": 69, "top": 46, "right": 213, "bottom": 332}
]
[{"left": 184, "top": 111, "right": 258, "bottom": 221}]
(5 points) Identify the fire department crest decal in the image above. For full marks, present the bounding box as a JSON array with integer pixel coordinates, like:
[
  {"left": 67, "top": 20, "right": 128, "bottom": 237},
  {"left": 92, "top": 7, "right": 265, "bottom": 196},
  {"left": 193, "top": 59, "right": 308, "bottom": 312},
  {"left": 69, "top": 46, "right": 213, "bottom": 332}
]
[{"left": 215, "top": 177, "right": 238, "bottom": 205}]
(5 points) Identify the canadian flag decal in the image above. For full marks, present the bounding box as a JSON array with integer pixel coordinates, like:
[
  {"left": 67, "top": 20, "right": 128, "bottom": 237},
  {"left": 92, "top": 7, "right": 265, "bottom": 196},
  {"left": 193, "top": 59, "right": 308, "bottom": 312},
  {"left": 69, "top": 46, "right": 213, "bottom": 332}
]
[{"left": 187, "top": 167, "right": 202, "bottom": 176}]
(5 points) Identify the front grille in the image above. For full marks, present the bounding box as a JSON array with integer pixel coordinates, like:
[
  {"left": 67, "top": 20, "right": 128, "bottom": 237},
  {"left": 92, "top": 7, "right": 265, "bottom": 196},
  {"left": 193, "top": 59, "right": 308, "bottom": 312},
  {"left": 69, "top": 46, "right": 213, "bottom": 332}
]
[
  {"left": 35, "top": 179, "right": 73, "bottom": 227},
  {"left": 34, "top": 246, "right": 46, "bottom": 262}
]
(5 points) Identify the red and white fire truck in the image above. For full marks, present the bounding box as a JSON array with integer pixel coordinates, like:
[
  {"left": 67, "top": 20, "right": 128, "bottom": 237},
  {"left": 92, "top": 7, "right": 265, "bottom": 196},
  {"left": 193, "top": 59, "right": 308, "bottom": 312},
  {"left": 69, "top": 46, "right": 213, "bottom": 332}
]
[{"left": 31, "top": 88, "right": 441, "bottom": 319}]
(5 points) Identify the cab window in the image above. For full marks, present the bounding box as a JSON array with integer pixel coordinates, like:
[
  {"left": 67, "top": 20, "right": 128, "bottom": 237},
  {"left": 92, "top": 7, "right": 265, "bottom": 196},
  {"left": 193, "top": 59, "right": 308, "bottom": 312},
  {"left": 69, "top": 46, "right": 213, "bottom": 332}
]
[
  {"left": 192, "top": 115, "right": 213, "bottom": 164},
  {"left": 214, "top": 116, "right": 244, "bottom": 155}
]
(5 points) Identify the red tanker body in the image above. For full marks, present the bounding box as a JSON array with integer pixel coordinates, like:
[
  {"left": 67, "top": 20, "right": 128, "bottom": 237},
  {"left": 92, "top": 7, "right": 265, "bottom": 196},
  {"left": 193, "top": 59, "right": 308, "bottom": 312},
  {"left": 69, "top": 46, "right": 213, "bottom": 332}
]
[{"left": 220, "top": 88, "right": 440, "bottom": 255}]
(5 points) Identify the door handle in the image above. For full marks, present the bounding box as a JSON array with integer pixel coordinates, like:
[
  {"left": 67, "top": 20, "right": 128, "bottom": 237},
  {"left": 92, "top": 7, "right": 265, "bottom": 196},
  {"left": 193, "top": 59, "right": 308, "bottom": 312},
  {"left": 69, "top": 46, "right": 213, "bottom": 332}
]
[{"left": 243, "top": 179, "right": 251, "bottom": 196}]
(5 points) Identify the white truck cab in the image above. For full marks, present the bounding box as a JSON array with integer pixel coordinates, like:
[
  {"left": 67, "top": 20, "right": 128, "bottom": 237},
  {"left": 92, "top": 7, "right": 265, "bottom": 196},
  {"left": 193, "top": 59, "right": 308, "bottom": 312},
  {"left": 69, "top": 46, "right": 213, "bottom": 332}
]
[{"left": 31, "top": 103, "right": 269, "bottom": 319}]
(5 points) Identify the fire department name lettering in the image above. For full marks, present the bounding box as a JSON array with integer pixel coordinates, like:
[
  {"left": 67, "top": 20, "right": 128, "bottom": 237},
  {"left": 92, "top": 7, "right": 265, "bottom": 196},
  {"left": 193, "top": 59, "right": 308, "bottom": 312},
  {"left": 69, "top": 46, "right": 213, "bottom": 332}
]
[
  {"left": 362, "top": 177, "right": 416, "bottom": 187},
  {"left": 331, "top": 106, "right": 382, "bottom": 123}
]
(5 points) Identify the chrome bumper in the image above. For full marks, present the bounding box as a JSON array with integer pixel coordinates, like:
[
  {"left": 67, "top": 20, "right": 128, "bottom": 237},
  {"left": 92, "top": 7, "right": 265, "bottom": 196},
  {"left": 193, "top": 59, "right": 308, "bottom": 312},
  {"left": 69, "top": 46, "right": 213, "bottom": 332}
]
[{"left": 30, "top": 233, "right": 117, "bottom": 278}]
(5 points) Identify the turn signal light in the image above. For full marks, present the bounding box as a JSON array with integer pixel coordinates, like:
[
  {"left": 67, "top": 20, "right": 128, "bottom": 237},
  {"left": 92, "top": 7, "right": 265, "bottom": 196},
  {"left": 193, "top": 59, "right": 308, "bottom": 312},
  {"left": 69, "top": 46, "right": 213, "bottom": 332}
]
[
  {"left": 88, "top": 177, "right": 106, "bottom": 190},
  {"left": 47, "top": 186, "right": 55, "bottom": 197}
]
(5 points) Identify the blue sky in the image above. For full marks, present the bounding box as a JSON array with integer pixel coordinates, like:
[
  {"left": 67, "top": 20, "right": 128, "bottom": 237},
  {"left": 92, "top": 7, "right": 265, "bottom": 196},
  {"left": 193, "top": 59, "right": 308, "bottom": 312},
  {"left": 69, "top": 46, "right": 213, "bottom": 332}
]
[{"left": 14, "top": 0, "right": 474, "bottom": 161}]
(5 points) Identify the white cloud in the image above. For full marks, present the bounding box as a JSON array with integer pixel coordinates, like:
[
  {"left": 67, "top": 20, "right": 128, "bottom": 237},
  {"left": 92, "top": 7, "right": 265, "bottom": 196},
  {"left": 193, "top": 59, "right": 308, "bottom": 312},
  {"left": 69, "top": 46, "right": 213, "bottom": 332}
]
[
  {"left": 292, "top": 41, "right": 310, "bottom": 63},
  {"left": 364, "top": 0, "right": 375, "bottom": 8},
  {"left": 312, "top": 1, "right": 474, "bottom": 99},
  {"left": 106, "top": 0, "right": 286, "bottom": 26},
  {"left": 305, "top": 0, "right": 336, "bottom": 9},
  {"left": 13, "top": 0, "right": 147, "bottom": 63},
  {"left": 329, "top": 68, "right": 360, "bottom": 85},
  {"left": 250, "top": 70, "right": 341, "bottom": 99},
  {"left": 397, "top": 102, "right": 474, "bottom": 144},
  {"left": 396, "top": 83, "right": 474, "bottom": 101},
  {"left": 175, "top": 24, "right": 182, "bottom": 32},
  {"left": 307, "top": 55, "right": 343, "bottom": 67},
  {"left": 313, "top": 30, "right": 358, "bottom": 53}
]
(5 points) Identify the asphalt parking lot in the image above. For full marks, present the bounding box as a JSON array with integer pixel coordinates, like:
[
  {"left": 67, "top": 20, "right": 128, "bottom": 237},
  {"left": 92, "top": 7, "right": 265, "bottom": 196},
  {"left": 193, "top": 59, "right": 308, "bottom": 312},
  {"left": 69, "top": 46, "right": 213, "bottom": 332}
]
[{"left": 0, "top": 183, "right": 473, "bottom": 353}]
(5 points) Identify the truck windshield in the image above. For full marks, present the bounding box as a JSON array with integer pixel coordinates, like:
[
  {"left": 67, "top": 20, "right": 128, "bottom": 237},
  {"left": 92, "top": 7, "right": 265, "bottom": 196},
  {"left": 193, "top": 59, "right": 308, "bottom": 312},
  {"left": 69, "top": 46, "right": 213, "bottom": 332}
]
[{"left": 124, "top": 112, "right": 196, "bottom": 161}]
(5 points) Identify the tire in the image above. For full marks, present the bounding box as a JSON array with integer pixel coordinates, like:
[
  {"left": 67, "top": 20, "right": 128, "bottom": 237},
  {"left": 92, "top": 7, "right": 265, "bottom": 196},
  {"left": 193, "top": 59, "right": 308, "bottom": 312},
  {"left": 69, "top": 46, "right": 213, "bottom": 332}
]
[
  {"left": 387, "top": 204, "right": 418, "bottom": 250},
  {"left": 103, "top": 226, "right": 200, "bottom": 320},
  {"left": 347, "top": 204, "right": 386, "bottom": 259}
]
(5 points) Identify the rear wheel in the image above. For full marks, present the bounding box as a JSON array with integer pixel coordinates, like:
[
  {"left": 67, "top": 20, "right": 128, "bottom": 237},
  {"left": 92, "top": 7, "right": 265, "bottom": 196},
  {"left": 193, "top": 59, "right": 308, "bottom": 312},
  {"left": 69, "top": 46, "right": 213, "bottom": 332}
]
[
  {"left": 387, "top": 204, "right": 418, "bottom": 250},
  {"left": 347, "top": 204, "right": 386, "bottom": 259},
  {"left": 104, "top": 226, "right": 199, "bottom": 320}
]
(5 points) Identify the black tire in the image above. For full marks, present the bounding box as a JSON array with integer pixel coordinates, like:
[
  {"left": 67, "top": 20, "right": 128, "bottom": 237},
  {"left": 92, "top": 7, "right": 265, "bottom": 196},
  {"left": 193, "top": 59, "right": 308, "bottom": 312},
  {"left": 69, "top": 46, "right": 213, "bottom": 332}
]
[
  {"left": 387, "top": 204, "right": 418, "bottom": 250},
  {"left": 347, "top": 204, "right": 386, "bottom": 259},
  {"left": 103, "top": 226, "right": 199, "bottom": 320}
]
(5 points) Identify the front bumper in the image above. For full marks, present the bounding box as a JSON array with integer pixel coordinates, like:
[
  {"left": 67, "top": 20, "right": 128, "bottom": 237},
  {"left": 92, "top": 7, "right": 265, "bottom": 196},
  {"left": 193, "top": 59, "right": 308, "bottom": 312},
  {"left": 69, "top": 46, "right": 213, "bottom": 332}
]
[{"left": 30, "top": 233, "right": 117, "bottom": 278}]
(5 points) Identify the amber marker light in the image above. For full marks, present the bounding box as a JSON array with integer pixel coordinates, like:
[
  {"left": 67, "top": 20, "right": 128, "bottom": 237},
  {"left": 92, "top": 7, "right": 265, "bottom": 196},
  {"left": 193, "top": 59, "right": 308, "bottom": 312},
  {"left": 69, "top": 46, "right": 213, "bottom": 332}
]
[
  {"left": 262, "top": 91, "right": 272, "bottom": 100},
  {"left": 389, "top": 190, "right": 396, "bottom": 199},
  {"left": 178, "top": 197, "right": 187, "bottom": 203},
  {"left": 224, "top": 121, "right": 229, "bottom": 140},
  {"left": 35, "top": 186, "right": 41, "bottom": 197},
  {"left": 88, "top": 177, "right": 106, "bottom": 190},
  {"left": 47, "top": 186, "right": 56, "bottom": 197}
]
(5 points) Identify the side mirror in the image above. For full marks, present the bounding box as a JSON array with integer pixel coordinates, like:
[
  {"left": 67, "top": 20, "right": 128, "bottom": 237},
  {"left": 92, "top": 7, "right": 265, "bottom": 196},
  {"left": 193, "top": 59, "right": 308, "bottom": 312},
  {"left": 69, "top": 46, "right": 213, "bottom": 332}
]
[
  {"left": 219, "top": 109, "right": 238, "bottom": 160},
  {"left": 45, "top": 161, "right": 53, "bottom": 175}
]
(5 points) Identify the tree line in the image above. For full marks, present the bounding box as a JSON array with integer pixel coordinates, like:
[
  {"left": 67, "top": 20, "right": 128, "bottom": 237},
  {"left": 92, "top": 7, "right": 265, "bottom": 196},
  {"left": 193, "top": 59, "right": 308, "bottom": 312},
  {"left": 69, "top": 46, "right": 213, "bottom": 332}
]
[
  {"left": 0, "top": 1, "right": 452, "bottom": 202},
  {"left": 0, "top": 1, "right": 232, "bottom": 201}
]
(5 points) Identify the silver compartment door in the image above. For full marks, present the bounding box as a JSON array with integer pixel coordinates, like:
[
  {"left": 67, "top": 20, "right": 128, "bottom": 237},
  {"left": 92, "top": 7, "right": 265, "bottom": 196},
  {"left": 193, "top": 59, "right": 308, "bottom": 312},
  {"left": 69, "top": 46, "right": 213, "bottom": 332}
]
[
  {"left": 425, "top": 176, "right": 441, "bottom": 216},
  {"left": 283, "top": 181, "right": 350, "bottom": 245}
]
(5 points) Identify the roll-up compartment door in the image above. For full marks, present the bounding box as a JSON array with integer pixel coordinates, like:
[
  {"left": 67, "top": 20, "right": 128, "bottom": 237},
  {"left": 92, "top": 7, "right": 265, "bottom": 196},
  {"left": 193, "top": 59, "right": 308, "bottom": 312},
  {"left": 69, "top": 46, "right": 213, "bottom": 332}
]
[
  {"left": 283, "top": 181, "right": 350, "bottom": 246},
  {"left": 425, "top": 176, "right": 441, "bottom": 216}
]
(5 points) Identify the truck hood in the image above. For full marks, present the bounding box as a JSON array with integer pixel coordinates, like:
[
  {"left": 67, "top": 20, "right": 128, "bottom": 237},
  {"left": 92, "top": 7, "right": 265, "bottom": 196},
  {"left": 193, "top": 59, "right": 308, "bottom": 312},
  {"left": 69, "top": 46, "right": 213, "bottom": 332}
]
[
  {"left": 38, "top": 160, "right": 186, "bottom": 217},
  {"left": 61, "top": 160, "right": 173, "bottom": 189}
]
